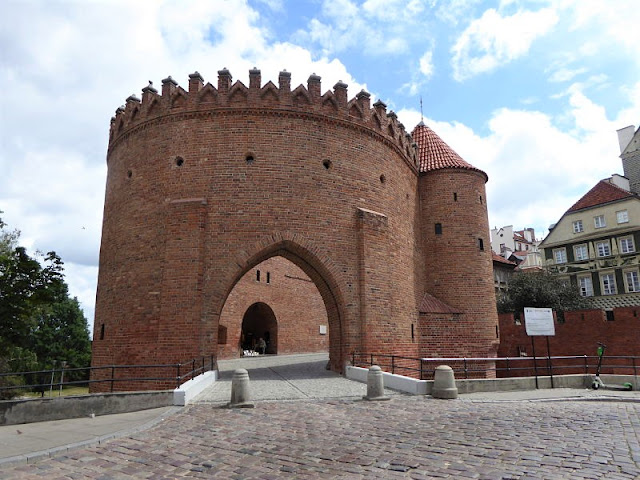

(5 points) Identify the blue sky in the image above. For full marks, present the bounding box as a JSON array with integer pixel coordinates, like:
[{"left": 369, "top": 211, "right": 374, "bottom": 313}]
[{"left": 1, "top": 0, "right": 639, "bottom": 333}]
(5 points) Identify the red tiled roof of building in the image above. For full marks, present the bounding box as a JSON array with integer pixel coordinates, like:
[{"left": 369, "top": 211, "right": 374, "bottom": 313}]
[
  {"left": 567, "top": 180, "right": 636, "bottom": 213},
  {"left": 419, "top": 292, "right": 463, "bottom": 314},
  {"left": 411, "top": 122, "right": 487, "bottom": 180},
  {"left": 492, "top": 252, "right": 517, "bottom": 266}
]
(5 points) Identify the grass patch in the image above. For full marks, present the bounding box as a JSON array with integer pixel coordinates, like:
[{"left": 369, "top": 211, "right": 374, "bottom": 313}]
[{"left": 22, "top": 386, "right": 89, "bottom": 398}]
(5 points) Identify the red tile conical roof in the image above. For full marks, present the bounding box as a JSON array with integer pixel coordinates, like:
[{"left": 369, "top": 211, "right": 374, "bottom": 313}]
[{"left": 412, "top": 122, "right": 487, "bottom": 180}]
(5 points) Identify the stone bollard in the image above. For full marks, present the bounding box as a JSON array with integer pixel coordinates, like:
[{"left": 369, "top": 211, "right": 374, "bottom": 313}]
[
  {"left": 363, "top": 365, "right": 390, "bottom": 401},
  {"left": 228, "top": 369, "right": 255, "bottom": 408},
  {"left": 432, "top": 365, "right": 458, "bottom": 399}
]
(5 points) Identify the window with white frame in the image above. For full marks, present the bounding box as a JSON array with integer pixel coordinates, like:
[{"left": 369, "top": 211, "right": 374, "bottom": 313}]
[
  {"left": 596, "top": 241, "right": 611, "bottom": 257},
  {"left": 573, "top": 220, "right": 583, "bottom": 233},
  {"left": 601, "top": 273, "right": 617, "bottom": 295},
  {"left": 594, "top": 215, "right": 606, "bottom": 228},
  {"left": 578, "top": 276, "right": 593, "bottom": 297},
  {"left": 619, "top": 236, "right": 635, "bottom": 254},
  {"left": 625, "top": 270, "right": 640, "bottom": 292},
  {"left": 616, "top": 210, "right": 629, "bottom": 224},
  {"left": 553, "top": 248, "right": 567, "bottom": 264},
  {"left": 574, "top": 244, "right": 588, "bottom": 261}
]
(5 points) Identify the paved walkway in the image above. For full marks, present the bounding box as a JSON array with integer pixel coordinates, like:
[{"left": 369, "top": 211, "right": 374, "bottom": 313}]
[
  {"left": 0, "top": 406, "right": 178, "bottom": 466},
  {"left": 1, "top": 353, "right": 639, "bottom": 478},
  {"left": 194, "top": 353, "right": 398, "bottom": 403}
]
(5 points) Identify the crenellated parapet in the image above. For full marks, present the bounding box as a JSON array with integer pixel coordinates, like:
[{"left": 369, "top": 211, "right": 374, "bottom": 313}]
[{"left": 109, "top": 68, "right": 419, "bottom": 168}]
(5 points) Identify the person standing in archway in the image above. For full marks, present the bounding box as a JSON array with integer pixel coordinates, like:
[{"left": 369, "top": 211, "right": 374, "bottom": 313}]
[{"left": 257, "top": 337, "right": 266, "bottom": 355}]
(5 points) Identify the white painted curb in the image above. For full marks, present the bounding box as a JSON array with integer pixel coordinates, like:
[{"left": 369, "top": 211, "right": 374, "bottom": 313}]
[
  {"left": 346, "top": 366, "right": 429, "bottom": 395},
  {"left": 173, "top": 370, "right": 218, "bottom": 406}
]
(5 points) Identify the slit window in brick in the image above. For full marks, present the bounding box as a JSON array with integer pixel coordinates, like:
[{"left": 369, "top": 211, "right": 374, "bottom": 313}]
[
  {"left": 256, "top": 269, "right": 261, "bottom": 282},
  {"left": 435, "top": 223, "right": 442, "bottom": 235}
]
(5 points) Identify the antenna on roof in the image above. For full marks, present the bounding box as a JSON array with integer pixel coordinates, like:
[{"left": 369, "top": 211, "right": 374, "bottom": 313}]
[{"left": 420, "top": 95, "right": 424, "bottom": 123}]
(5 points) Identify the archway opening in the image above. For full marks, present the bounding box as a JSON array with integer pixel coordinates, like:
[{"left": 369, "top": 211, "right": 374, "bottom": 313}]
[
  {"left": 217, "top": 255, "right": 332, "bottom": 360},
  {"left": 241, "top": 302, "right": 278, "bottom": 354}
]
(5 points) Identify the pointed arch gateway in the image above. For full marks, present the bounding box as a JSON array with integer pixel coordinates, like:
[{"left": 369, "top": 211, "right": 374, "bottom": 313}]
[{"left": 211, "top": 239, "right": 345, "bottom": 372}]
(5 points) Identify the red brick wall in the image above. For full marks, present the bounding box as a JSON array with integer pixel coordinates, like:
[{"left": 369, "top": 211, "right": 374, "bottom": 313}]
[
  {"left": 498, "top": 307, "right": 640, "bottom": 376},
  {"left": 218, "top": 256, "right": 329, "bottom": 358},
  {"left": 91, "top": 69, "right": 499, "bottom": 390}
]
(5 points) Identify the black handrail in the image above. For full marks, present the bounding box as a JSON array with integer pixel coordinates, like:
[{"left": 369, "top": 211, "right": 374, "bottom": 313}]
[
  {"left": 0, "top": 355, "right": 217, "bottom": 395},
  {"left": 351, "top": 352, "right": 640, "bottom": 380}
]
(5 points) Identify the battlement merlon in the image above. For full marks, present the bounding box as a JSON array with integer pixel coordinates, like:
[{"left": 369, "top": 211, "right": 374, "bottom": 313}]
[{"left": 109, "top": 68, "right": 419, "bottom": 167}]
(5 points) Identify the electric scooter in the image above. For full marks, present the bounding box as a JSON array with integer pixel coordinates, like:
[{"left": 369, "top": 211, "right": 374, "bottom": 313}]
[{"left": 591, "top": 342, "right": 633, "bottom": 391}]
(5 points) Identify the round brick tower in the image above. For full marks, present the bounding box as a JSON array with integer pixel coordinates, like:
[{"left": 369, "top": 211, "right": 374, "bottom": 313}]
[
  {"left": 412, "top": 122, "right": 499, "bottom": 364},
  {"left": 91, "top": 68, "right": 499, "bottom": 391}
]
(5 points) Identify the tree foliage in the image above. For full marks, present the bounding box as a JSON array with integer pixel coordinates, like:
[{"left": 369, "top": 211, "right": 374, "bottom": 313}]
[
  {"left": 0, "top": 212, "right": 91, "bottom": 395},
  {"left": 497, "top": 270, "right": 592, "bottom": 316}
]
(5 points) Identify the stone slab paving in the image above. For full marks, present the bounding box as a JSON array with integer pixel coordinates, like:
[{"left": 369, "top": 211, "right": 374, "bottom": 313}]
[
  {"left": 195, "top": 353, "right": 399, "bottom": 403},
  {"left": 0, "top": 407, "right": 177, "bottom": 465},
  {"left": 1, "top": 394, "right": 639, "bottom": 478},
  {"left": 459, "top": 387, "right": 640, "bottom": 403}
]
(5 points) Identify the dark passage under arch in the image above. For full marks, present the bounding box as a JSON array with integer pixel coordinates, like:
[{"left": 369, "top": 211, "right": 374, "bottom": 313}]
[{"left": 241, "top": 302, "right": 277, "bottom": 354}]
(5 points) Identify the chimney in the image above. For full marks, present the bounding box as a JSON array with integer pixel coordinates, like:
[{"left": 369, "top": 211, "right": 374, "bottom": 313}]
[
  {"left": 617, "top": 125, "right": 635, "bottom": 154},
  {"left": 609, "top": 173, "right": 631, "bottom": 191}
]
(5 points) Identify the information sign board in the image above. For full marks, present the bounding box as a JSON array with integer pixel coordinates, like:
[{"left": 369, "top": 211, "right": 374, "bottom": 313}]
[{"left": 524, "top": 307, "right": 555, "bottom": 336}]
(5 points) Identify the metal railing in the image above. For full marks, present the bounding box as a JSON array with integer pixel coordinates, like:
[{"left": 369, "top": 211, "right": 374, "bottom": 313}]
[
  {"left": 351, "top": 352, "right": 640, "bottom": 381},
  {"left": 0, "top": 355, "right": 217, "bottom": 397}
]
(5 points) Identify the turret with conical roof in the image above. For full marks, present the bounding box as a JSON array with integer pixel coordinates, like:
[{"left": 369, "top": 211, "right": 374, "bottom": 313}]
[{"left": 412, "top": 121, "right": 499, "bottom": 361}]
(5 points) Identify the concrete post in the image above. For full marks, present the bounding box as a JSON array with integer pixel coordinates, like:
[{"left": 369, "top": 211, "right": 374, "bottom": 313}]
[
  {"left": 228, "top": 369, "right": 254, "bottom": 408},
  {"left": 363, "top": 365, "right": 390, "bottom": 401},
  {"left": 432, "top": 365, "right": 458, "bottom": 399}
]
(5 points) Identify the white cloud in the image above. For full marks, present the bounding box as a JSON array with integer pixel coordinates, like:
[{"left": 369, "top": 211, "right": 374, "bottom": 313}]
[
  {"left": 419, "top": 50, "right": 434, "bottom": 78},
  {"left": 0, "top": 0, "right": 368, "bottom": 332},
  {"left": 565, "top": 0, "right": 640, "bottom": 53},
  {"left": 548, "top": 67, "right": 587, "bottom": 83},
  {"left": 435, "top": 0, "right": 482, "bottom": 25},
  {"left": 451, "top": 7, "right": 558, "bottom": 81},
  {"left": 397, "top": 80, "right": 640, "bottom": 240},
  {"left": 2, "top": 0, "right": 639, "bottom": 336},
  {"left": 294, "top": 0, "right": 432, "bottom": 57},
  {"left": 256, "top": 0, "right": 284, "bottom": 11},
  {"left": 363, "top": 0, "right": 426, "bottom": 22}
]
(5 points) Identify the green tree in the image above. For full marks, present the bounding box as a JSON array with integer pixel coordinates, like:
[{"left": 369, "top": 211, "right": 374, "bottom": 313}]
[
  {"left": 0, "top": 246, "right": 64, "bottom": 347},
  {"left": 31, "top": 285, "right": 92, "bottom": 379},
  {"left": 0, "top": 213, "right": 91, "bottom": 395},
  {"left": 497, "top": 271, "right": 592, "bottom": 318}
]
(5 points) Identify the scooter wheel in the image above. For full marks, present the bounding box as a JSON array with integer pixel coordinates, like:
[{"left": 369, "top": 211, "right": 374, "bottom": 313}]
[{"left": 592, "top": 382, "right": 600, "bottom": 390}]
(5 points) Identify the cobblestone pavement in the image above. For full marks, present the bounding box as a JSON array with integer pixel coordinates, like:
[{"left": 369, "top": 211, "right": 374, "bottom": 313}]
[{"left": 2, "top": 396, "right": 639, "bottom": 479}]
